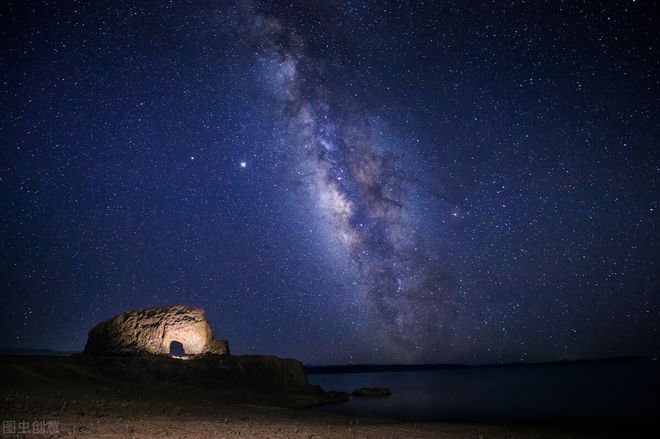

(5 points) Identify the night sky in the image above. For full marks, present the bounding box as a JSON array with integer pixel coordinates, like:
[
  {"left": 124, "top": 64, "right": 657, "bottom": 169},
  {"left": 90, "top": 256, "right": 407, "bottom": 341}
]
[{"left": 1, "top": 0, "right": 658, "bottom": 365}]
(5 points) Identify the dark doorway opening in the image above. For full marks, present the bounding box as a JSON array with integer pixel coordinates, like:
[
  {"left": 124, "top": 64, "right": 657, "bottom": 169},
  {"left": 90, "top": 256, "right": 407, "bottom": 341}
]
[{"left": 169, "top": 340, "right": 185, "bottom": 357}]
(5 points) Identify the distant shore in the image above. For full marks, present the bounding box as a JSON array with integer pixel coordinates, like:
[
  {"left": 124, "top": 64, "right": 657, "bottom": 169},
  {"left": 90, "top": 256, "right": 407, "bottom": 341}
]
[{"left": 304, "top": 355, "right": 656, "bottom": 374}]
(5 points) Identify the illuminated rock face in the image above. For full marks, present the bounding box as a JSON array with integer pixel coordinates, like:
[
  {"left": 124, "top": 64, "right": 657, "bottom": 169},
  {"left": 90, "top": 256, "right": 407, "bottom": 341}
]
[{"left": 83, "top": 305, "right": 229, "bottom": 356}]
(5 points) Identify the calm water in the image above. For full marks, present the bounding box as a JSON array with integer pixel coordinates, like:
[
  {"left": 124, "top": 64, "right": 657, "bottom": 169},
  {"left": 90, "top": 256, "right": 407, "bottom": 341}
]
[{"left": 308, "top": 360, "right": 660, "bottom": 424}]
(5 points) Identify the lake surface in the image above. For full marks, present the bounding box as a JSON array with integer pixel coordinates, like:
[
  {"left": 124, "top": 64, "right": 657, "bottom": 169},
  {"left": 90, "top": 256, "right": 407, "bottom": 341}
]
[{"left": 308, "top": 360, "right": 659, "bottom": 424}]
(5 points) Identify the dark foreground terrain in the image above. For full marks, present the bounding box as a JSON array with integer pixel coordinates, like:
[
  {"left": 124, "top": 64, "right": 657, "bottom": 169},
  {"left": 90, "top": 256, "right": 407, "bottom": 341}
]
[{"left": 0, "top": 354, "right": 655, "bottom": 438}]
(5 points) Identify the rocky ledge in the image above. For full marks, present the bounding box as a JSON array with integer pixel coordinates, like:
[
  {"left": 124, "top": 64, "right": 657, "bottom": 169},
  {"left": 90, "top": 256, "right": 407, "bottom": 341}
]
[{"left": 79, "top": 305, "right": 349, "bottom": 406}]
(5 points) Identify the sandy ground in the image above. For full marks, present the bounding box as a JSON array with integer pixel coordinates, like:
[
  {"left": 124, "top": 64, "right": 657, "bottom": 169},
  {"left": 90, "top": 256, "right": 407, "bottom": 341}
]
[
  {"left": 43, "top": 415, "right": 545, "bottom": 438},
  {"left": 3, "top": 403, "right": 620, "bottom": 439}
]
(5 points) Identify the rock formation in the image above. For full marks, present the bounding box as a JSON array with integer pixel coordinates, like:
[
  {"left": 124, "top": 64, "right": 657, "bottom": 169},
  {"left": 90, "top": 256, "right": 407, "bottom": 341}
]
[
  {"left": 83, "top": 305, "right": 229, "bottom": 356},
  {"left": 78, "top": 305, "right": 349, "bottom": 405}
]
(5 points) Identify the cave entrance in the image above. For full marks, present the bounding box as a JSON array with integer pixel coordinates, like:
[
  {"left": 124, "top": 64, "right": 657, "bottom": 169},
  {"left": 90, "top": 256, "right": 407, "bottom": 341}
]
[{"left": 169, "top": 340, "right": 186, "bottom": 358}]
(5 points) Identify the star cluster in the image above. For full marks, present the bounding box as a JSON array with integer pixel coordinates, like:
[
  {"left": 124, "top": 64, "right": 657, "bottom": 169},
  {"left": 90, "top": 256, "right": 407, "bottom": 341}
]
[{"left": 1, "top": 0, "right": 658, "bottom": 364}]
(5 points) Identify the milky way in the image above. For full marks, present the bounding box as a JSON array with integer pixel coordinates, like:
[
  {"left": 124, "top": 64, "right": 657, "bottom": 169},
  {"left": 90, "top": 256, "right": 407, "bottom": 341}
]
[
  {"left": 2, "top": 0, "right": 657, "bottom": 364},
  {"left": 228, "top": 0, "right": 457, "bottom": 355}
]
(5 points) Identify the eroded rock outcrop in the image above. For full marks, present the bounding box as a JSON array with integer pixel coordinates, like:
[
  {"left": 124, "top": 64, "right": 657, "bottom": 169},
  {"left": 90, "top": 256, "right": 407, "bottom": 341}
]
[
  {"left": 83, "top": 305, "right": 229, "bottom": 356},
  {"left": 80, "top": 305, "right": 346, "bottom": 403}
]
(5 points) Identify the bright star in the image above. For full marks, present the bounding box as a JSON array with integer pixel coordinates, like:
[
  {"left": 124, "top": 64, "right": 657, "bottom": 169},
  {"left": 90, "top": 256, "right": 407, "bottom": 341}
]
[{"left": 240, "top": 161, "right": 247, "bottom": 168}]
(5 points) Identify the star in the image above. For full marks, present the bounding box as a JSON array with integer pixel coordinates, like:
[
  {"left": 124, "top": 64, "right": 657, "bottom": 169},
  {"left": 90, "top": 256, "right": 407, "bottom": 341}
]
[{"left": 240, "top": 161, "right": 247, "bottom": 168}]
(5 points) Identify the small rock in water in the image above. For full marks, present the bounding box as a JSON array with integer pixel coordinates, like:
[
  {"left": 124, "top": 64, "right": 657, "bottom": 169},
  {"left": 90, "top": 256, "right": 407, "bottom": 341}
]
[{"left": 351, "top": 387, "right": 392, "bottom": 397}]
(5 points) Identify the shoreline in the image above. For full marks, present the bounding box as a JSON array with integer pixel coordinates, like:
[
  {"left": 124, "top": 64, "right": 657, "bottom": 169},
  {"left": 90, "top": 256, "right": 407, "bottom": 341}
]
[{"left": 1, "top": 354, "right": 655, "bottom": 438}]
